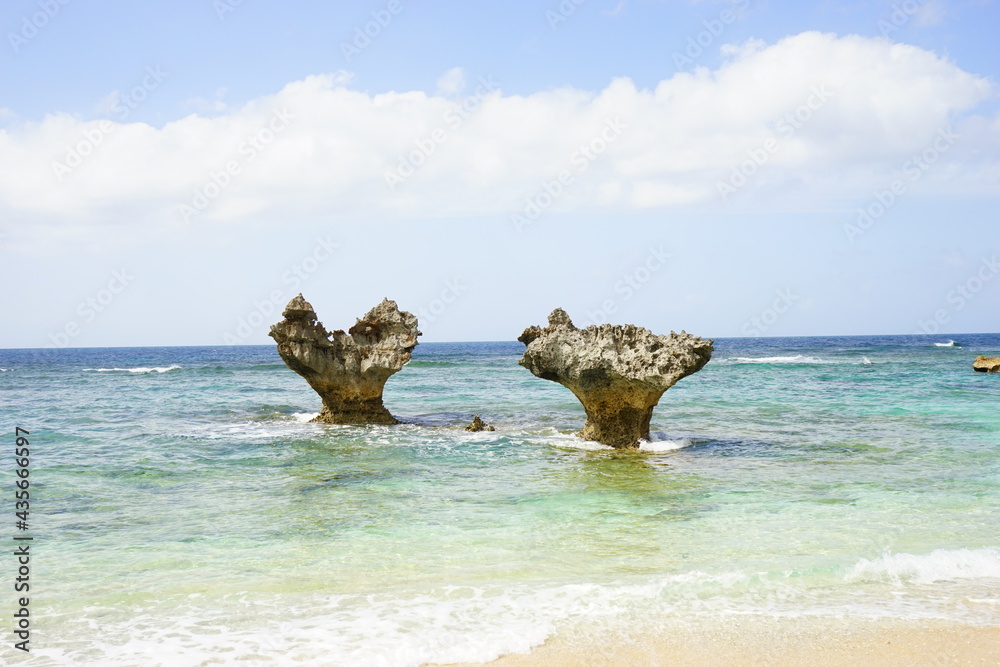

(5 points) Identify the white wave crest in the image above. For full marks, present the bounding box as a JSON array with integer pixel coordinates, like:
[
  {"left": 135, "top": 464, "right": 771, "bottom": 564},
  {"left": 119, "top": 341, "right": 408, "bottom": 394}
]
[
  {"left": 83, "top": 365, "right": 181, "bottom": 374},
  {"left": 291, "top": 412, "right": 320, "bottom": 423},
  {"left": 640, "top": 437, "right": 693, "bottom": 452},
  {"left": 726, "top": 355, "right": 833, "bottom": 365},
  {"left": 934, "top": 340, "right": 956, "bottom": 347},
  {"left": 36, "top": 573, "right": 758, "bottom": 666},
  {"left": 31, "top": 561, "right": 1000, "bottom": 666},
  {"left": 521, "top": 428, "right": 694, "bottom": 453},
  {"left": 543, "top": 431, "right": 613, "bottom": 451},
  {"left": 846, "top": 548, "right": 1000, "bottom": 584}
]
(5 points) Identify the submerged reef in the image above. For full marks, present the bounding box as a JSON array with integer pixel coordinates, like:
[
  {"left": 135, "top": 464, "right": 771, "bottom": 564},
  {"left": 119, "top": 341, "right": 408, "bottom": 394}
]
[
  {"left": 518, "top": 308, "right": 713, "bottom": 449},
  {"left": 269, "top": 294, "right": 420, "bottom": 424},
  {"left": 973, "top": 356, "right": 1000, "bottom": 373}
]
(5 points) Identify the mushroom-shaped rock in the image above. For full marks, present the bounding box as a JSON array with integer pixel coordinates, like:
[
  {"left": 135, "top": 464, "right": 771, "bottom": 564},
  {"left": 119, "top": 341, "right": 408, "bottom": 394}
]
[
  {"left": 518, "top": 308, "right": 713, "bottom": 449},
  {"left": 973, "top": 356, "right": 1000, "bottom": 373},
  {"left": 269, "top": 294, "right": 420, "bottom": 424},
  {"left": 464, "top": 415, "right": 496, "bottom": 432}
]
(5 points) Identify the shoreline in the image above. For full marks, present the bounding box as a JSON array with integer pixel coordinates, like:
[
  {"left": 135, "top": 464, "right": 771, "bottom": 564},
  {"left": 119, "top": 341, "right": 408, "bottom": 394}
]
[{"left": 442, "top": 616, "right": 1000, "bottom": 666}]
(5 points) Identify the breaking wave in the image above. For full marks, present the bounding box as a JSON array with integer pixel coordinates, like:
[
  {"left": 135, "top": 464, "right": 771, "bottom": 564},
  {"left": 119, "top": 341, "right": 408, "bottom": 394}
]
[
  {"left": 724, "top": 355, "right": 835, "bottom": 365},
  {"left": 846, "top": 548, "right": 1000, "bottom": 584},
  {"left": 83, "top": 365, "right": 182, "bottom": 374}
]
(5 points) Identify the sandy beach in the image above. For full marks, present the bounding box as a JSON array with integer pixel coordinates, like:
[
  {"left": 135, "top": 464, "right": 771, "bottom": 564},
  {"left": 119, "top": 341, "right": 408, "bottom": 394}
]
[{"left": 445, "top": 617, "right": 1000, "bottom": 666}]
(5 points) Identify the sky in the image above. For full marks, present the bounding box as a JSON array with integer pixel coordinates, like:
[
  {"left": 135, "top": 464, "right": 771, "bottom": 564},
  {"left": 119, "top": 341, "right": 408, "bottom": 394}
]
[{"left": 1, "top": 0, "right": 998, "bottom": 347}]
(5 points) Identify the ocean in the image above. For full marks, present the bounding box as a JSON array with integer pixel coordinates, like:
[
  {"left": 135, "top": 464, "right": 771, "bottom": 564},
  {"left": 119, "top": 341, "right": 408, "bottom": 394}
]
[{"left": 1, "top": 334, "right": 999, "bottom": 665}]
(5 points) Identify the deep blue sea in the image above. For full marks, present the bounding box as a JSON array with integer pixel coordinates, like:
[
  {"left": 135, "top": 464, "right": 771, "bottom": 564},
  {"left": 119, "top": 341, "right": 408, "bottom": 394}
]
[{"left": 1, "top": 335, "right": 999, "bottom": 665}]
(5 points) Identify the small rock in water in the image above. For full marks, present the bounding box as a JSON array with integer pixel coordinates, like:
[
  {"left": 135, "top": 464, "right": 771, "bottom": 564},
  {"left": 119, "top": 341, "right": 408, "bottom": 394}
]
[
  {"left": 464, "top": 414, "right": 495, "bottom": 432},
  {"left": 973, "top": 356, "right": 1000, "bottom": 373}
]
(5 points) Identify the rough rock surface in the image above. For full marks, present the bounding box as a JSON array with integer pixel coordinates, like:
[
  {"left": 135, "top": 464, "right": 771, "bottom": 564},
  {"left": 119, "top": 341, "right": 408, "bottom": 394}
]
[
  {"left": 518, "top": 308, "right": 713, "bottom": 449},
  {"left": 269, "top": 294, "right": 420, "bottom": 424},
  {"left": 464, "top": 415, "right": 495, "bottom": 432},
  {"left": 973, "top": 356, "right": 1000, "bottom": 373}
]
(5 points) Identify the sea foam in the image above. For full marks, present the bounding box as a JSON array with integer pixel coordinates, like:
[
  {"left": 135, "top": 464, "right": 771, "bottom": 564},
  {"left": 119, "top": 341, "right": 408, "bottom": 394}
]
[
  {"left": 846, "top": 547, "right": 1000, "bottom": 584},
  {"left": 42, "top": 563, "right": 990, "bottom": 667},
  {"left": 726, "top": 355, "right": 834, "bottom": 365},
  {"left": 640, "top": 437, "right": 693, "bottom": 452},
  {"left": 83, "top": 365, "right": 181, "bottom": 374},
  {"left": 532, "top": 428, "right": 693, "bottom": 453}
]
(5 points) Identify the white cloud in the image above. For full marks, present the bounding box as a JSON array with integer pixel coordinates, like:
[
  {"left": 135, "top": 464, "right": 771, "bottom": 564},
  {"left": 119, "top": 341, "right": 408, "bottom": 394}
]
[{"left": 0, "top": 31, "right": 996, "bottom": 244}]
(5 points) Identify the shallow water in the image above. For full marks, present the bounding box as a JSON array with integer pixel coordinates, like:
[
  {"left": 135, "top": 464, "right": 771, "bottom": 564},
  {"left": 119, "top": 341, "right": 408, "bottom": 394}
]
[{"left": 1, "top": 335, "right": 998, "bottom": 665}]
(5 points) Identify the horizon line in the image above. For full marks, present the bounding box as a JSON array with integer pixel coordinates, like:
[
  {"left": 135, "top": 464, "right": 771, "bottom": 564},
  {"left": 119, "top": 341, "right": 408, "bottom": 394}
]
[{"left": 2, "top": 332, "right": 997, "bottom": 352}]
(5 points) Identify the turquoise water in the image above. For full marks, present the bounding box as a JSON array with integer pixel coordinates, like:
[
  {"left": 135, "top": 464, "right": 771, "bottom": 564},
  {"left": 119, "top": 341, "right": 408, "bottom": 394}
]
[{"left": 1, "top": 335, "right": 999, "bottom": 665}]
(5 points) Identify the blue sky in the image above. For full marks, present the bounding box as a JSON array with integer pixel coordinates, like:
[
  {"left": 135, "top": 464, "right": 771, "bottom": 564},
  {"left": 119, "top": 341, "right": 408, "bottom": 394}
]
[{"left": 1, "top": 0, "right": 998, "bottom": 346}]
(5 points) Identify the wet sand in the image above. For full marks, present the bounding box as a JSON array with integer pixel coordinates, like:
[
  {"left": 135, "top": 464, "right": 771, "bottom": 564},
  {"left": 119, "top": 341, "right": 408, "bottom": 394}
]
[{"left": 442, "top": 616, "right": 1000, "bottom": 666}]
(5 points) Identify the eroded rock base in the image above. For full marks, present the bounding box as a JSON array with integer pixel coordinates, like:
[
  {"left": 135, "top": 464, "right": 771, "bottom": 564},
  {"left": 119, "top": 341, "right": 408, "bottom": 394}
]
[{"left": 577, "top": 394, "right": 658, "bottom": 449}]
